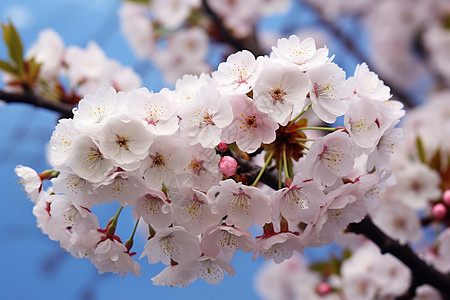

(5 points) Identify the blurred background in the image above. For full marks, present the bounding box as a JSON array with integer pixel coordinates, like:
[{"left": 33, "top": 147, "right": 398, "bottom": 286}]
[{"left": 0, "top": 0, "right": 448, "bottom": 299}]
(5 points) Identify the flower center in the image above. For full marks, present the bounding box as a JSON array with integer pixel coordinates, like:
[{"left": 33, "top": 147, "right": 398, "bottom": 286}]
[{"left": 269, "top": 88, "right": 287, "bottom": 105}]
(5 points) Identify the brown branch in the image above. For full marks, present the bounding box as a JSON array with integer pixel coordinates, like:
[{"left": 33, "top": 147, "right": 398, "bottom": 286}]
[
  {"left": 201, "top": 0, "right": 265, "bottom": 57},
  {"left": 301, "top": 0, "right": 414, "bottom": 109},
  {"left": 350, "top": 216, "right": 450, "bottom": 299},
  {"left": 0, "top": 89, "right": 74, "bottom": 118}
]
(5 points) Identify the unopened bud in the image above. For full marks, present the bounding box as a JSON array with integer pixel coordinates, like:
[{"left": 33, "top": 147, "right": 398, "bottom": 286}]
[
  {"left": 217, "top": 142, "right": 228, "bottom": 152},
  {"left": 219, "top": 156, "right": 237, "bottom": 177},
  {"left": 432, "top": 203, "right": 447, "bottom": 219},
  {"left": 317, "top": 282, "right": 331, "bottom": 296},
  {"left": 443, "top": 190, "right": 450, "bottom": 206}
]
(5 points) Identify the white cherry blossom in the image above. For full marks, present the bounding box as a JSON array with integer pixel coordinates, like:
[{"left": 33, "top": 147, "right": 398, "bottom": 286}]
[
  {"left": 346, "top": 62, "right": 391, "bottom": 101},
  {"left": 140, "top": 136, "right": 189, "bottom": 190},
  {"left": 15, "top": 165, "right": 41, "bottom": 202},
  {"left": 127, "top": 88, "right": 179, "bottom": 136},
  {"left": 26, "top": 28, "right": 64, "bottom": 81},
  {"left": 49, "top": 195, "right": 99, "bottom": 235},
  {"left": 180, "top": 256, "right": 236, "bottom": 285},
  {"left": 253, "top": 232, "right": 303, "bottom": 263},
  {"left": 183, "top": 144, "right": 222, "bottom": 191},
  {"left": 48, "top": 118, "right": 78, "bottom": 171},
  {"left": 97, "top": 113, "right": 154, "bottom": 170},
  {"left": 272, "top": 172, "right": 327, "bottom": 225},
  {"left": 253, "top": 60, "right": 310, "bottom": 125},
  {"left": 178, "top": 85, "right": 233, "bottom": 148},
  {"left": 93, "top": 238, "right": 141, "bottom": 276},
  {"left": 51, "top": 172, "right": 95, "bottom": 207},
  {"left": 92, "top": 170, "right": 147, "bottom": 207},
  {"left": 200, "top": 225, "right": 255, "bottom": 261},
  {"left": 140, "top": 226, "right": 201, "bottom": 265},
  {"left": 271, "top": 36, "right": 329, "bottom": 71},
  {"left": 303, "top": 131, "right": 355, "bottom": 187},
  {"left": 309, "top": 62, "right": 348, "bottom": 123},
  {"left": 207, "top": 179, "right": 271, "bottom": 229},
  {"left": 68, "top": 135, "right": 115, "bottom": 183},
  {"left": 133, "top": 190, "right": 173, "bottom": 229},
  {"left": 212, "top": 50, "right": 261, "bottom": 95},
  {"left": 170, "top": 185, "right": 220, "bottom": 235},
  {"left": 222, "top": 94, "right": 279, "bottom": 152},
  {"left": 73, "top": 87, "right": 126, "bottom": 133}
]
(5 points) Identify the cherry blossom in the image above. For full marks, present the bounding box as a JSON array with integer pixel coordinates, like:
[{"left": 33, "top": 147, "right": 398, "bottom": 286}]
[
  {"left": 200, "top": 225, "right": 255, "bottom": 261},
  {"left": 15, "top": 165, "right": 41, "bottom": 202},
  {"left": 68, "top": 135, "right": 115, "bottom": 183},
  {"left": 97, "top": 113, "right": 154, "bottom": 170},
  {"left": 93, "top": 238, "right": 141, "bottom": 276},
  {"left": 303, "top": 131, "right": 355, "bottom": 187},
  {"left": 253, "top": 232, "right": 303, "bottom": 263},
  {"left": 139, "top": 136, "right": 189, "bottom": 190},
  {"left": 253, "top": 60, "right": 310, "bottom": 125},
  {"left": 346, "top": 62, "right": 391, "bottom": 101},
  {"left": 308, "top": 62, "right": 348, "bottom": 123},
  {"left": 49, "top": 195, "right": 99, "bottom": 235},
  {"left": 140, "top": 226, "right": 201, "bottom": 265},
  {"left": 132, "top": 190, "right": 173, "bottom": 229},
  {"left": 207, "top": 179, "right": 272, "bottom": 229},
  {"left": 212, "top": 50, "right": 261, "bottom": 95},
  {"left": 271, "top": 172, "right": 327, "bottom": 225},
  {"left": 271, "top": 36, "right": 329, "bottom": 71},
  {"left": 170, "top": 185, "right": 220, "bottom": 235},
  {"left": 178, "top": 85, "right": 233, "bottom": 148},
  {"left": 126, "top": 88, "right": 179, "bottom": 136},
  {"left": 222, "top": 94, "right": 279, "bottom": 152},
  {"left": 179, "top": 256, "right": 236, "bottom": 285}
]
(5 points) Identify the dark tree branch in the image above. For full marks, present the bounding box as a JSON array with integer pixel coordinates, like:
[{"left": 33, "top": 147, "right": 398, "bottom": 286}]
[
  {"left": 0, "top": 89, "right": 74, "bottom": 118},
  {"left": 301, "top": 0, "right": 414, "bottom": 109},
  {"left": 350, "top": 216, "right": 450, "bottom": 299},
  {"left": 201, "top": 0, "right": 265, "bottom": 57}
]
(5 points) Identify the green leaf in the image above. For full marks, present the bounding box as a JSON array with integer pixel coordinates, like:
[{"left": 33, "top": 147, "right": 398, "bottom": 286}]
[
  {"left": 26, "top": 57, "right": 42, "bottom": 85},
  {"left": 416, "top": 135, "right": 426, "bottom": 164},
  {"left": 2, "top": 21, "right": 24, "bottom": 73},
  {"left": 0, "top": 59, "right": 16, "bottom": 74}
]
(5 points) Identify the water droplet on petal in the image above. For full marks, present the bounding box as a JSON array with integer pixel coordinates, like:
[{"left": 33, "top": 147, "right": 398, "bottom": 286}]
[{"left": 111, "top": 254, "right": 119, "bottom": 261}]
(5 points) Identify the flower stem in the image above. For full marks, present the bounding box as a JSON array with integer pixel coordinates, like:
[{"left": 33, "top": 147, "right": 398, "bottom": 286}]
[
  {"left": 148, "top": 224, "right": 156, "bottom": 239},
  {"left": 283, "top": 146, "right": 291, "bottom": 179},
  {"left": 107, "top": 206, "right": 123, "bottom": 238},
  {"left": 299, "top": 126, "right": 338, "bottom": 131},
  {"left": 125, "top": 218, "right": 140, "bottom": 252},
  {"left": 252, "top": 151, "right": 275, "bottom": 186},
  {"left": 287, "top": 103, "right": 312, "bottom": 129},
  {"left": 278, "top": 158, "right": 283, "bottom": 189}
]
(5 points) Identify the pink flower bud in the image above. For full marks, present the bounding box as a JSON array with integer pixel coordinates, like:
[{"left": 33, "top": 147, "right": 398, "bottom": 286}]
[
  {"left": 432, "top": 203, "right": 447, "bottom": 219},
  {"left": 217, "top": 142, "right": 228, "bottom": 152},
  {"left": 219, "top": 156, "right": 237, "bottom": 177},
  {"left": 317, "top": 282, "right": 331, "bottom": 296},
  {"left": 443, "top": 190, "right": 450, "bottom": 206}
]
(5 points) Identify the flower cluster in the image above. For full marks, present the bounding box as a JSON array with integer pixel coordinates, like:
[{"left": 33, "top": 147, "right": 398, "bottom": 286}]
[
  {"left": 118, "top": 0, "right": 291, "bottom": 84},
  {"left": 3, "top": 28, "right": 141, "bottom": 103},
  {"left": 255, "top": 241, "right": 426, "bottom": 300},
  {"left": 371, "top": 90, "right": 450, "bottom": 268},
  {"left": 307, "top": 0, "right": 450, "bottom": 90},
  {"left": 16, "top": 35, "right": 404, "bottom": 286}
]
